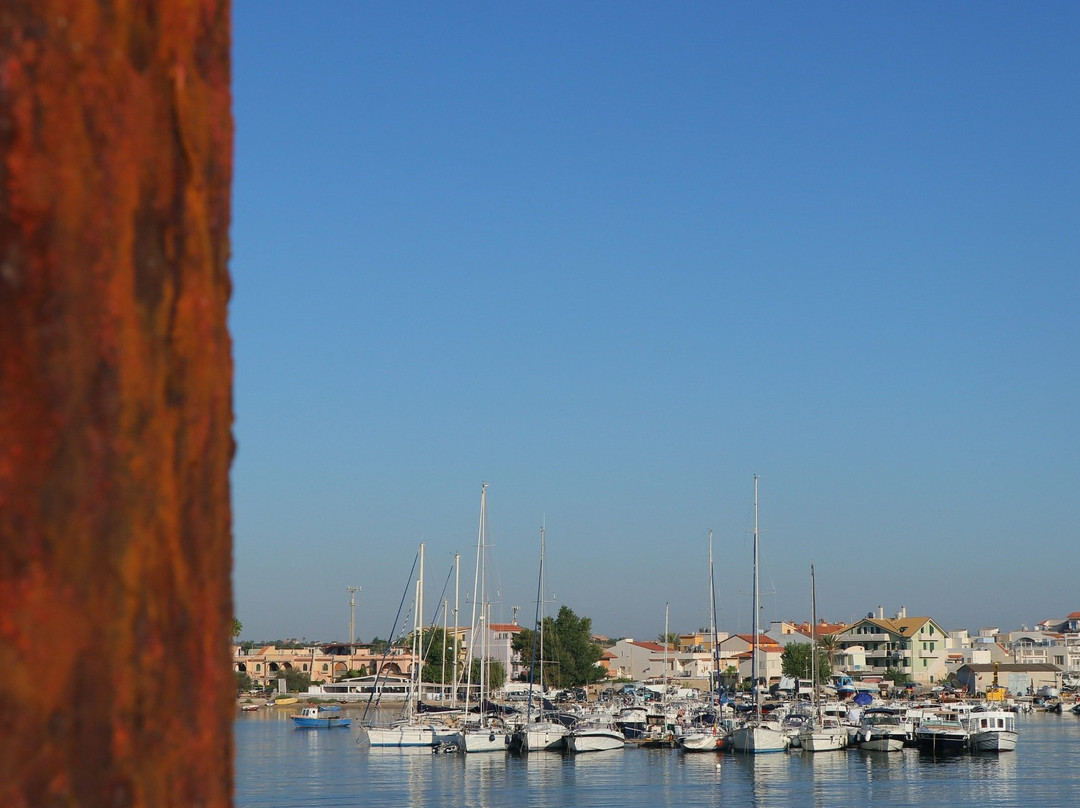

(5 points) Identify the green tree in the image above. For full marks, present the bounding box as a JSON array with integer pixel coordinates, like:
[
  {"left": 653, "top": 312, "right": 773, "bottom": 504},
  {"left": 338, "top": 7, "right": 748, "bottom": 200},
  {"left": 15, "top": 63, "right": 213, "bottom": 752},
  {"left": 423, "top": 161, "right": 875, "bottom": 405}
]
[
  {"left": 513, "top": 605, "right": 606, "bottom": 687},
  {"left": 469, "top": 657, "right": 506, "bottom": 691},
  {"left": 231, "top": 617, "right": 243, "bottom": 639},
  {"left": 817, "top": 634, "right": 841, "bottom": 670},
  {"left": 882, "top": 667, "right": 906, "bottom": 685},
  {"left": 781, "top": 642, "right": 831, "bottom": 683},
  {"left": 657, "top": 632, "right": 680, "bottom": 649},
  {"left": 418, "top": 626, "right": 461, "bottom": 685},
  {"left": 235, "top": 671, "right": 253, "bottom": 693},
  {"left": 281, "top": 668, "right": 311, "bottom": 693}
]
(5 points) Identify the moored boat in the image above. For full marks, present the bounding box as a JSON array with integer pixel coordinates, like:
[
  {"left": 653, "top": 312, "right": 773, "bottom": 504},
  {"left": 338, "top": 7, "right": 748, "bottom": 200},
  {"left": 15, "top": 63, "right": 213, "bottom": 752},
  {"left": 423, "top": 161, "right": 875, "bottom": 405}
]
[
  {"left": 858, "top": 708, "right": 905, "bottom": 752},
  {"left": 914, "top": 708, "right": 969, "bottom": 753},
  {"left": 291, "top": 705, "right": 351, "bottom": 729},
  {"left": 965, "top": 708, "right": 1018, "bottom": 752},
  {"left": 567, "top": 721, "right": 625, "bottom": 753}
]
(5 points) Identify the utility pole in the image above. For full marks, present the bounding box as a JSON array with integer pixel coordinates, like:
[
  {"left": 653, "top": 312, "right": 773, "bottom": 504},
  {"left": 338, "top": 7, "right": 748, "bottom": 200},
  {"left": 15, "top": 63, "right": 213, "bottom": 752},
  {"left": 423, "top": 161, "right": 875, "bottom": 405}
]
[{"left": 348, "top": 586, "right": 360, "bottom": 645}]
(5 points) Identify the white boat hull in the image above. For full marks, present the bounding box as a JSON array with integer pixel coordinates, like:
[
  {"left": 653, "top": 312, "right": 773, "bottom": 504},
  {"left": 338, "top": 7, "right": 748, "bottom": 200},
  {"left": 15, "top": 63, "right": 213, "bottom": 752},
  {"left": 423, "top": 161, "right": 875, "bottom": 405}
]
[
  {"left": 860, "top": 736, "right": 904, "bottom": 752},
  {"left": 362, "top": 724, "right": 435, "bottom": 747},
  {"left": 679, "top": 730, "right": 725, "bottom": 752},
  {"left": 730, "top": 724, "right": 789, "bottom": 753},
  {"left": 457, "top": 727, "right": 510, "bottom": 753},
  {"left": 522, "top": 723, "right": 569, "bottom": 752},
  {"left": 800, "top": 729, "right": 847, "bottom": 752},
  {"left": 567, "top": 728, "right": 625, "bottom": 753},
  {"left": 970, "top": 730, "right": 1018, "bottom": 752}
]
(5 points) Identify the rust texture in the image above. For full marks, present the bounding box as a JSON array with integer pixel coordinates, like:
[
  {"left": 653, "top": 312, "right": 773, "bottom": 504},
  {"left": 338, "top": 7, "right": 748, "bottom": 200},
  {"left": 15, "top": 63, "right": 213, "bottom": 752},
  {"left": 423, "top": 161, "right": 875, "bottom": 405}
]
[{"left": 0, "top": 1, "right": 234, "bottom": 806}]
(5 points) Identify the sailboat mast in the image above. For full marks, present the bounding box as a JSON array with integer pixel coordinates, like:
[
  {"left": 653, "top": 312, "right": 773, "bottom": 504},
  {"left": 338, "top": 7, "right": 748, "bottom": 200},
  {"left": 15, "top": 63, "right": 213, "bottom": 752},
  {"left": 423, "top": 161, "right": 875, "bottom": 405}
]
[
  {"left": 538, "top": 524, "right": 546, "bottom": 709},
  {"left": 453, "top": 552, "right": 460, "bottom": 706},
  {"left": 811, "top": 562, "right": 818, "bottom": 714},
  {"left": 464, "top": 484, "right": 486, "bottom": 715},
  {"left": 708, "top": 530, "right": 718, "bottom": 711},
  {"left": 664, "top": 602, "right": 670, "bottom": 697},
  {"left": 410, "top": 542, "right": 424, "bottom": 720},
  {"left": 752, "top": 474, "right": 760, "bottom": 723}
]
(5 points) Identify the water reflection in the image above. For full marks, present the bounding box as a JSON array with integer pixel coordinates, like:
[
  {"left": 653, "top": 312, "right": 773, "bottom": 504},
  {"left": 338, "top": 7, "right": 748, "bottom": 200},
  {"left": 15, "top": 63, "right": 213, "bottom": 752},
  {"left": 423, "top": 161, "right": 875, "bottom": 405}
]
[{"left": 238, "top": 715, "right": 1065, "bottom": 808}]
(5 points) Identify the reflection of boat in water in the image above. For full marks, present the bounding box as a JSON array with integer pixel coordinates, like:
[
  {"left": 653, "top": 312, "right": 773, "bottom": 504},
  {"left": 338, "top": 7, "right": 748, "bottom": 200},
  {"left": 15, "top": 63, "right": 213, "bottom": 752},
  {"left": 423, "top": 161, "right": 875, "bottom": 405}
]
[{"left": 291, "top": 705, "right": 351, "bottom": 729}]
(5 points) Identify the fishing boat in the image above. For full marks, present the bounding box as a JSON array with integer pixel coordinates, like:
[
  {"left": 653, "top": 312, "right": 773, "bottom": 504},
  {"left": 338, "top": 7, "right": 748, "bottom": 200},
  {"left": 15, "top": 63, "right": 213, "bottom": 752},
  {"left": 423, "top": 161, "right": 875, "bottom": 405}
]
[
  {"left": 730, "top": 476, "right": 790, "bottom": 754},
  {"left": 965, "top": 707, "right": 1018, "bottom": 752},
  {"left": 291, "top": 705, "right": 351, "bottom": 729}
]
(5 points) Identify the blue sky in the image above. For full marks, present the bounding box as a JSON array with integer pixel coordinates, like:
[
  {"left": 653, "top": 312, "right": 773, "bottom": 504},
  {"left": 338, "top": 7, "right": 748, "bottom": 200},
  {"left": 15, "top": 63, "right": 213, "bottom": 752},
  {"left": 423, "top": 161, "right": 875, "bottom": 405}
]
[{"left": 230, "top": 3, "right": 1079, "bottom": 644}]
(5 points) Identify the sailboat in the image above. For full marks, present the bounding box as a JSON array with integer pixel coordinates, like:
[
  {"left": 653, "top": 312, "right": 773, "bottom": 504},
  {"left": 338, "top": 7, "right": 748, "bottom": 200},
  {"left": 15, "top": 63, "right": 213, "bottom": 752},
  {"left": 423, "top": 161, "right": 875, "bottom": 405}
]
[
  {"left": 729, "top": 476, "right": 789, "bottom": 753},
  {"left": 456, "top": 484, "right": 510, "bottom": 753},
  {"left": 514, "top": 524, "right": 570, "bottom": 752},
  {"left": 798, "top": 563, "right": 847, "bottom": 751},
  {"left": 680, "top": 530, "right": 728, "bottom": 752},
  {"left": 360, "top": 544, "right": 457, "bottom": 747}
]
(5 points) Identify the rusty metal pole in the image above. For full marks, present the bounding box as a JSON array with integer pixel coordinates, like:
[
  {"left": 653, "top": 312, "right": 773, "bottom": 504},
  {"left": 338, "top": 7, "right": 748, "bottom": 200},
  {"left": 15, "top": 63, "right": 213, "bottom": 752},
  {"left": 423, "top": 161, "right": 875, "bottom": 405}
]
[{"left": 0, "top": 2, "right": 234, "bottom": 806}]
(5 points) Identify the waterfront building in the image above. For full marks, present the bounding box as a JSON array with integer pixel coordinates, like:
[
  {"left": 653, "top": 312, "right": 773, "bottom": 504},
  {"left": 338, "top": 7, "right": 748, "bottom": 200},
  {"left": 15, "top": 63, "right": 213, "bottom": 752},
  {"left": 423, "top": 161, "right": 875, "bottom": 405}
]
[{"left": 833, "top": 607, "right": 950, "bottom": 685}]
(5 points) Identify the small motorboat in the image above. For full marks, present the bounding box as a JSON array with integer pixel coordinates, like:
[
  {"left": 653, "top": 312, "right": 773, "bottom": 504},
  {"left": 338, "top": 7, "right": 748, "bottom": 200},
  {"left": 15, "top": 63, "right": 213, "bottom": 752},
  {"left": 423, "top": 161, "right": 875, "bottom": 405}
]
[{"left": 291, "top": 705, "right": 351, "bottom": 729}]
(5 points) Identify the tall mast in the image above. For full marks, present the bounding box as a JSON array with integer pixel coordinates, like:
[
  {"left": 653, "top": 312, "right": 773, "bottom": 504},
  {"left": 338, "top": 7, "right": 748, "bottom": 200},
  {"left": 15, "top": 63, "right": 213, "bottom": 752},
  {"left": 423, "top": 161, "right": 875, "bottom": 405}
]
[
  {"left": 752, "top": 474, "right": 760, "bottom": 723},
  {"left": 708, "top": 530, "right": 718, "bottom": 714},
  {"left": 464, "top": 484, "right": 486, "bottom": 715},
  {"left": 664, "top": 602, "right": 670, "bottom": 699},
  {"left": 453, "top": 552, "right": 460, "bottom": 706},
  {"left": 409, "top": 542, "right": 424, "bottom": 720},
  {"left": 811, "top": 562, "right": 818, "bottom": 716}
]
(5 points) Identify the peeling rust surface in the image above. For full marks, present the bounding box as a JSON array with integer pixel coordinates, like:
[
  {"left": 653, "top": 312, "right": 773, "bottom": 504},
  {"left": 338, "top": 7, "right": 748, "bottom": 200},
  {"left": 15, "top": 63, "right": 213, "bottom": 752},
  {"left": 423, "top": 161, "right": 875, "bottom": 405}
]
[{"left": 0, "top": 2, "right": 234, "bottom": 806}]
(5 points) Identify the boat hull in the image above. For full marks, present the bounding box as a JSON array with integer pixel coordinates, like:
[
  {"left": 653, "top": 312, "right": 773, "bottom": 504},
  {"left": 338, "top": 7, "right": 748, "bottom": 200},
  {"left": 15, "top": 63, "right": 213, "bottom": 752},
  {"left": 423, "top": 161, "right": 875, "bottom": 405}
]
[
  {"left": 970, "top": 730, "right": 1018, "bottom": 752},
  {"left": 292, "top": 717, "right": 351, "bottom": 729},
  {"left": 679, "top": 731, "right": 726, "bottom": 752},
  {"left": 729, "top": 724, "right": 789, "bottom": 753},
  {"left": 522, "top": 723, "right": 569, "bottom": 752},
  {"left": 567, "top": 729, "right": 625, "bottom": 753},
  {"left": 914, "top": 729, "right": 969, "bottom": 754},
  {"left": 800, "top": 729, "right": 847, "bottom": 752},
  {"left": 362, "top": 724, "right": 436, "bottom": 747},
  {"left": 860, "top": 736, "right": 903, "bottom": 752},
  {"left": 458, "top": 728, "right": 511, "bottom": 753}
]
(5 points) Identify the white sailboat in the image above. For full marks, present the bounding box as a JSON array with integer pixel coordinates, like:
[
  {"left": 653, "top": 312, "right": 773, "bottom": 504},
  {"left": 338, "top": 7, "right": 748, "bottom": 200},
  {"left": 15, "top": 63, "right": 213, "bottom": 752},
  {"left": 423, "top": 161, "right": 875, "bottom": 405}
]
[
  {"left": 680, "top": 530, "right": 728, "bottom": 752},
  {"left": 730, "top": 476, "right": 789, "bottom": 754},
  {"left": 361, "top": 544, "right": 456, "bottom": 747},
  {"left": 517, "top": 524, "right": 570, "bottom": 752},
  {"left": 798, "top": 563, "right": 847, "bottom": 752},
  {"left": 456, "top": 484, "right": 510, "bottom": 753}
]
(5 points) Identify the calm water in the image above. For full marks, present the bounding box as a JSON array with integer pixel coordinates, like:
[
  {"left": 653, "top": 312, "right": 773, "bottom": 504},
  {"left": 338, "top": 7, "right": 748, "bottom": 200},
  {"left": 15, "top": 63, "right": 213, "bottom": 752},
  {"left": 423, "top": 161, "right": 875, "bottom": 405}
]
[{"left": 236, "top": 710, "right": 1080, "bottom": 807}]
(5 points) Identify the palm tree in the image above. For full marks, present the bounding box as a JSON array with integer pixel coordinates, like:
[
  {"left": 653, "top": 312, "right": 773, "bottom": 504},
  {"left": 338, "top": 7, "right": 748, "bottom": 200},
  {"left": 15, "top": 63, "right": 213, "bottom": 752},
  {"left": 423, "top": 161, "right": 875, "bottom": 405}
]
[
  {"left": 657, "top": 632, "right": 680, "bottom": 649},
  {"left": 817, "top": 633, "right": 840, "bottom": 675}
]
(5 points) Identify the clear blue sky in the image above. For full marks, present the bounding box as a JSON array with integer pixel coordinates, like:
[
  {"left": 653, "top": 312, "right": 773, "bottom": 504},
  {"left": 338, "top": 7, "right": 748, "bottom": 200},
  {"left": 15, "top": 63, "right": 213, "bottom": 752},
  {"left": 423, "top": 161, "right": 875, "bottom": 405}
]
[{"left": 230, "top": 3, "right": 1079, "bottom": 645}]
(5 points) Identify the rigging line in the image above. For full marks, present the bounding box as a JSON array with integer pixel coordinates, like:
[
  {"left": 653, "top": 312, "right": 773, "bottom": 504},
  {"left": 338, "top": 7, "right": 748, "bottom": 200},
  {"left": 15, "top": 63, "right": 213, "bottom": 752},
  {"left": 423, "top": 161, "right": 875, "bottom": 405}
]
[
  {"left": 419, "top": 562, "right": 457, "bottom": 665},
  {"left": 361, "top": 549, "right": 418, "bottom": 723}
]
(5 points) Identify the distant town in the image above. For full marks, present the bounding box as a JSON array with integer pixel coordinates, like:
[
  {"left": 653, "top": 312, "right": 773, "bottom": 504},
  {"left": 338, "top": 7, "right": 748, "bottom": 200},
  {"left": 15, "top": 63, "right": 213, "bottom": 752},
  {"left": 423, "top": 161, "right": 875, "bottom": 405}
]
[{"left": 233, "top": 605, "right": 1080, "bottom": 699}]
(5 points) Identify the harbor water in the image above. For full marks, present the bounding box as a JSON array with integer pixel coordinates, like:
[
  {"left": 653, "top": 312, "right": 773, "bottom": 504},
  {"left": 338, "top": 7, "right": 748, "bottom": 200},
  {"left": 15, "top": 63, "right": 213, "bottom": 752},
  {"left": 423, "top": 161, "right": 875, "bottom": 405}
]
[{"left": 236, "top": 709, "right": 1079, "bottom": 807}]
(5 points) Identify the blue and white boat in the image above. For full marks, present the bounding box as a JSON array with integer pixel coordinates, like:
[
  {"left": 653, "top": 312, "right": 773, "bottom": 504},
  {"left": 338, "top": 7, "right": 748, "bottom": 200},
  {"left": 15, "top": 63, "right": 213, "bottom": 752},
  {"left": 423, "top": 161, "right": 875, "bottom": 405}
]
[{"left": 292, "top": 705, "right": 352, "bottom": 729}]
